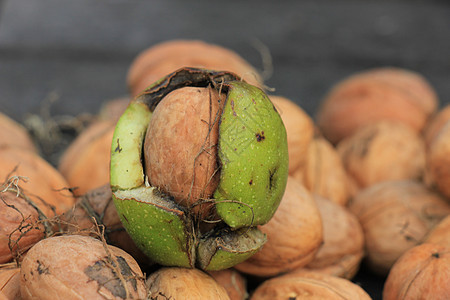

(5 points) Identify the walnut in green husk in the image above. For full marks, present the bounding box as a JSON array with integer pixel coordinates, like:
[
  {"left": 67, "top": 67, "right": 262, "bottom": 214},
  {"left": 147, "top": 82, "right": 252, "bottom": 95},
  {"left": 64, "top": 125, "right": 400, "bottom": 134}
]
[{"left": 110, "top": 68, "right": 289, "bottom": 270}]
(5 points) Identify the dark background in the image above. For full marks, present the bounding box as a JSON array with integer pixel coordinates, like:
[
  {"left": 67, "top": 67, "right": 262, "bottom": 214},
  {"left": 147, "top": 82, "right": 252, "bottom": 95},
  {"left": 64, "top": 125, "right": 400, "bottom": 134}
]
[{"left": 1, "top": 0, "right": 449, "bottom": 299}]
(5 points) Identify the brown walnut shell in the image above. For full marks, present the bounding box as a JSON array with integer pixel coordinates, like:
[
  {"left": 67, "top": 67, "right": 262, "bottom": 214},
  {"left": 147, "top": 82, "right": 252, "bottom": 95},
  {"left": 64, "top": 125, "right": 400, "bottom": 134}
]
[
  {"left": 250, "top": 270, "right": 372, "bottom": 300},
  {"left": 426, "top": 120, "right": 450, "bottom": 199},
  {"left": 349, "top": 180, "right": 450, "bottom": 275},
  {"left": 20, "top": 235, "right": 147, "bottom": 300},
  {"left": 0, "top": 192, "right": 44, "bottom": 263},
  {"left": 144, "top": 86, "right": 225, "bottom": 215},
  {"left": 207, "top": 269, "right": 248, "bottom": 300},
  {"left": 383, "top": 243, "right": 450, "bottom": 300},
  {"left": 423, "top": 104, "right": 450, "bottom": 148},
  {"left": 0, "top": 146, "right": 74, "bottom": 217},
  {"left": 305, "top": 195, "right": 364, "bottom": 279},
  {"left": 58, "top": 120, "right": 116, "bottom": 196},
  {"left": 337, "top": 121, "right": 425, "bottom": 189},
  {"left": 269, "top": 95, "right": 314, "bottom": 174},
  {"left": 293, "top": 135, "right": 351, "bottom": 206},
  {"left": 0, "top": 266, "right": 20, "bottom": 300},
  {"left": 0, "top": 112, "right": 36, "bottom": 153},
  {"left": 146, "top": 267, "right": 230, "bottom": 300},
  {"left": 317, "top": 67, "right": 438, "bottom": 144},
  {"left": 234, "top": 177, "right": 323, "bottom": 277},
  {"left": 127, "top": 39, "right": 263, "bottom": 96},
  {"left": 423, "top": 215, "right": 450, "bottom": 248}
]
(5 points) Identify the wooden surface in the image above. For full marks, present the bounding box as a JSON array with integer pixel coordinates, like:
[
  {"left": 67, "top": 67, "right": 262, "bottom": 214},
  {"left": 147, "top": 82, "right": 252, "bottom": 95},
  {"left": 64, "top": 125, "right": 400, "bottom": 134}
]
[{"left": 1, "top": 1, "right": 449, "bottom": 299}]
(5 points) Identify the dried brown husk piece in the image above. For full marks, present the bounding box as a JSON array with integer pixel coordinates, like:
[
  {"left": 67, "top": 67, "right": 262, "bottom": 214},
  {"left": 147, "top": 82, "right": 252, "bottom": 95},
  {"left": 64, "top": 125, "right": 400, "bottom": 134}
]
[
  {"left": 383, "top": 243, "right": 450, "bottom": 300},
  {"left": 20, "top": 235, "right": 147, "bottom": 300},
  {"left": 305, "top": 195, "right": 364, "bottom": 279},
  {"left": 293, "top": 135, "right": 351, "bottom": 206},
  {"left": 234, "top": 177, "right": 323, "bottom": 277},
  {"left": 317, "top": 67, "right": 438, "bottom": 144},
  {"left": 250, "top": 270, "right": 372, "bottom": 300},
  {"left": 349, "top": 180, "right": 450, "bottom": 275},
  {"left": 269, "top": 95, "right": 314, "bottom": 174},
  {"left": 337, "top": 121, "right": 425, "bottom": 189},
  {"left": 147, "top": 267, "right": 230, "bottom": 300}
]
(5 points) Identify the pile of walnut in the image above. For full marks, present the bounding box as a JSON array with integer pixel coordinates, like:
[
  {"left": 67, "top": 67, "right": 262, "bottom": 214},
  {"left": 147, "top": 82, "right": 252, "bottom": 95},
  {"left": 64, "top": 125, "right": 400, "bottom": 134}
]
[{"left": 1, "top": 39, "right": 449, "bottom": 300}]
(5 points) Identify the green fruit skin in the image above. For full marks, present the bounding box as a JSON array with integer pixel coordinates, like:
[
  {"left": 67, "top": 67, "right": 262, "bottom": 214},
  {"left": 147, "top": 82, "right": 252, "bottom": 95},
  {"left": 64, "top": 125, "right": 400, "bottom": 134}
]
[
  {"left": 110, "top": 101, "right": 151, "bottom": 190},
  {"left": 110, "top": 101, "right": 195, "bottom": 268},
  {"left": 214, "top": 81, "right": 289, "bottom": 229},
  {"left": 113, "top": 187, "right": 194, "bottom": 268}
]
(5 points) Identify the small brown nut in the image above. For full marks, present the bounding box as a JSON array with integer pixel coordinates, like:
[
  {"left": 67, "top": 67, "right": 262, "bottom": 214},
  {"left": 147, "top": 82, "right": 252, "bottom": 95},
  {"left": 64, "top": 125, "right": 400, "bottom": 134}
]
[
  {"left": 349, "top": 180, "right": 450, "bottom": 275},
  {"left": 426, "top": 120, "right": 450, "bottom": 199},
  {"left": 59, "top": 120, "right": 116, "bottom": 196},
  {"left": 0, "top": 266, "right": 20, "bottom": 300},
  {"left": 147, "top": 267, "right": 230, "bottom": 300},
  {"left": 20, "top": 235, "right": 147, "bottom": 300},
  {"left": 337, "top": 121, "right": 425, "bottom": 189},
  {"left": 0, "top": 146, "right": 74, "bottom": 217},
  {"left": 0, "top": 112, "right": 36, "bottom": 152},
  {"left": 305, "top": 195, "right": 364, "bottom": 279},
  {"left": 293, "top": 135, "right": 351, "bottom": 206},
  {"left": 0, "top": 192, "right": 44, "bottom": 263},
  {"left": 250, "top": 270, "right": 372, "bottom": 300},
  {"left": 144, "top": 86, "right": 225, "bottom": 214},
  {"left": 127, "top": 39, "right": 263, "bottom": 96},
  {"left": 234, "top": 177, "right": 323, "bottom": 277},
  {"left": 269, "top": 95, "right": 314, "bottom": 174},
  {"left": 207, "top": 268, "right": 248, "bottom": 300},
  {"left": 383, "top": 243, "right": 450, "bottom": 300},
  {"left": 317, "top": 67, "right": 438, "bottom": 144},
  {"left": 423, "top": 215, "right": 450, "bottom": 248}
]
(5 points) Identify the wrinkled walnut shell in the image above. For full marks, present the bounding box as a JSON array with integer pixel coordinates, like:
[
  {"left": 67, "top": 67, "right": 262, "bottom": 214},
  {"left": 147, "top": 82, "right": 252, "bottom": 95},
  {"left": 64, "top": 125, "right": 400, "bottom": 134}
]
[
  {"left": 317, "top": 67, "right": 438, "bottom": 144},
  {"left": 234, "top": 177, "right": 323, "bottom": 277},
  {"left": 0, "top": 146, "right": 74, "bottom": 217},
  {"left": 59, "top": 120, "right": 116, "bottom": 196},
  {"left": 349, "top": 180, "right": 450, "bottom": 275},
  {"left": 423, "top": 215, "right": 450, "bottom": 248},
  {"left": 426, "top": 120, "right": 450, "bottom": 199},
  {"left": 0, "top": 266, "right": 20, "bottom": 300},
  {"left": 269, "top": 95, "right": 314, "bottom": 174},
  {"left": 305, "top": 195, "right": 364, "bottom": 279},
  {"left": 250, "top": 270, "right": 372, "bottom": 300},
  {"left": 293, "top": 135, "right": 351, "bottom": 206},
  {"left": 0, "top": 192, "right": 44, "bottom": 263},
  {"left": 127, "top": 39, "right": 263, "bottom": 96},
  {"left": 383, "top": 243, "right": 450, "bottom": 300},
  {"left": 337, "top": 121, "right": 425, "bottom": 189},
  {"left": 147, "top": 267, "right": 230, "bottom": 299},
  {"left": 207, "top": 269, "right": 248, "bottom": 300},
  {"left": 20, "top": 235, "right": 147, "bottom": 300},
  {"left": 0, "top": 112, "right": 36, "bottom": 152}
]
